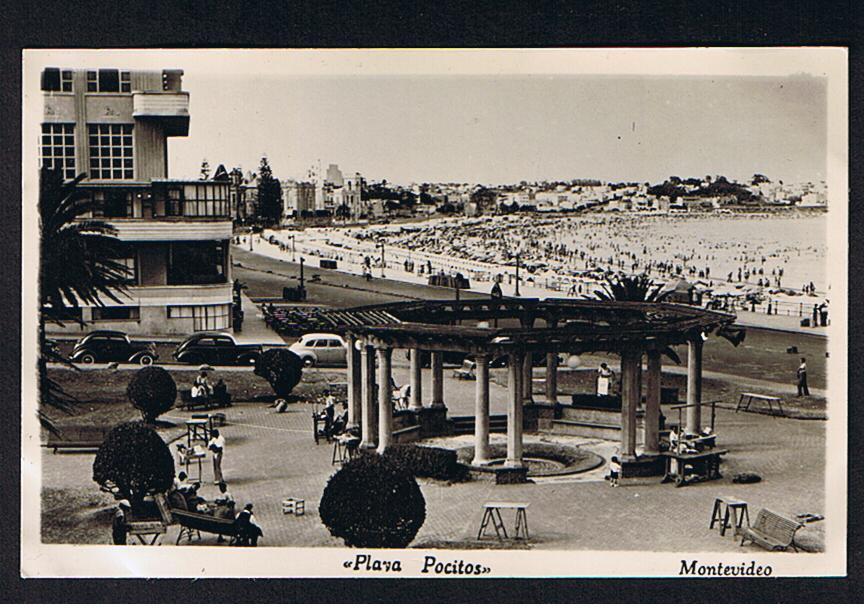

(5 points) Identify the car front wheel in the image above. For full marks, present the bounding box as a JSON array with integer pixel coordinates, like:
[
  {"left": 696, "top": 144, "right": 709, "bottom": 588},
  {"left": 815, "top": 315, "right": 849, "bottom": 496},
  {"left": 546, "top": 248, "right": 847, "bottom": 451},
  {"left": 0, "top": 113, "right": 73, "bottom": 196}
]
[
  {"left": 80, "top": 353, "right": 96, "bottom": 364},
  {"left": 302, "top": 356, "right": 316, "bottom": 368},
  {"left": 138, "top": 354, "right": 154, "bottom": 366}
]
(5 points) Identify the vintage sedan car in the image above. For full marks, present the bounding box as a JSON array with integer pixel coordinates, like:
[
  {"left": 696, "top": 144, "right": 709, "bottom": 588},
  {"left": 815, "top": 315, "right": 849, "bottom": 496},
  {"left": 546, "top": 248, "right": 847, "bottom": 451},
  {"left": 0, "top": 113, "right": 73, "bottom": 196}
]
[
  {"left": 173, "top": 332, "right": 262, "bottom": 366},
  {"left": 70, "top": 330, "right": 158, "bottom": 365},
  {"left": 288, "top": 333, "right": 347, "bottom": 367}
]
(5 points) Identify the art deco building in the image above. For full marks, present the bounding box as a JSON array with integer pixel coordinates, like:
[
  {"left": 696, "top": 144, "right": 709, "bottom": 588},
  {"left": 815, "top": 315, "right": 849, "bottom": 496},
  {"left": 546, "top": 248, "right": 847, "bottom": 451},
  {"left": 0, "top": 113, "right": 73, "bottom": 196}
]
[{"left": 41, "top": 67, "right": 233, "bottom": 335}]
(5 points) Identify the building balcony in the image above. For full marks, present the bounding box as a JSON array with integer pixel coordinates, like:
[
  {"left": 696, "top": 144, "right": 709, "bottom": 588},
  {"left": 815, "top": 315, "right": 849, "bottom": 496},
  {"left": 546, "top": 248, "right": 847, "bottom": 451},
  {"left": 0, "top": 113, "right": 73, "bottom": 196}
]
[
  {"left": 108, "top": 282, "right": 232, "bottom": 307},
  {"left": 132, "top": 92, "right": 190, "bottom": 136},
  {"left": 104, "top": 218, "right": 233, "bottom": 242}
]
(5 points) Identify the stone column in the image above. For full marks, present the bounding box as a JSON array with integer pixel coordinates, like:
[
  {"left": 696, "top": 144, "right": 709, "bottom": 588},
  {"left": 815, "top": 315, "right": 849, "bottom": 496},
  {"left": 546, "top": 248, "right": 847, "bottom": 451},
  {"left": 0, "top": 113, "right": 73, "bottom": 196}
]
[
  {"left": 430, "top": 351, "right": 445, "bottom": 408},
  {"left": 620, "top": 347, "right": 640, "bottom": 458},
  {"left": 643, "top": 348, "right": 662, "bottom": 454},
  {"left": 522, "top": 352, "right": 534, "bottom": 404},
  {"left": 473, "top": 354, "right": 491, "bottom": 465},
  {"left": 686, "top": 335, "right": 703, "bottom": 433},
  {"left": 346, "top": 338, "right": 362, "bottom": 427},
  {"left": 409, "top": 348, "right": 423, "bottom": 410},
  {"left": 506, "top": 351, "right": 524, "bottom": 467},
  {"left": 545, "top": 351, "right": 559, "bottom": 405},
  {"left": 376, "top": 347, "right": 393, "bottom": 454},
  {"left": 360, "top": 344, "right": 378, "bottom": 449}
]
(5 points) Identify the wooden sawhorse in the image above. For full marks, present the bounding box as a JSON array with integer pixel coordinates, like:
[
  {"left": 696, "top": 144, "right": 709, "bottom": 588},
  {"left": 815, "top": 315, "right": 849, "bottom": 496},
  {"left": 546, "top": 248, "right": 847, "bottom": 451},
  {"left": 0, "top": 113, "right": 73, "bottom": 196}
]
[{"left": 477, "top": 502, "right": 530, "bottom": 541}]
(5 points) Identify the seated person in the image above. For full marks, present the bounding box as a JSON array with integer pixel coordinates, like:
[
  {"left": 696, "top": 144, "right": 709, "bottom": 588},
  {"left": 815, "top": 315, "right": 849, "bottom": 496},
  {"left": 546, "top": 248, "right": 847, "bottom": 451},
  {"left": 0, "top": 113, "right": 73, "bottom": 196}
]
[
  {"left": 172, "top": 471, "right": 204, "bottom": 509},
  {"left": 212, "top": 378, "right": 230, "bottom": 405},
  {"left": 212, "top": 481, "right": 236, "bottom": 519},
  {"left": 318, "top": 393, "right": 336, "bottom": 436},
  {"left": 331, "top": 402, "right": 349, "bottom": 436},
  {"left": 191, "top": 371, "right": 212, "bottom": 399},
  {"left": 234, "top": 503, "right": 264, "bottom": 547}
]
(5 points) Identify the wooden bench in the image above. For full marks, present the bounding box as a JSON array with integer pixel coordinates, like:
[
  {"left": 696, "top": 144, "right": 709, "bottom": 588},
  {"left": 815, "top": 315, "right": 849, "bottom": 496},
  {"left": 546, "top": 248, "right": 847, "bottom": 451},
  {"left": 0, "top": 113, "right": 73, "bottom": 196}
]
[
  {"left": 477, "top": 502, "right": 530, "bottom": 541},
  {"left": 736, "top": 392, "right": 784, "bottom": 417},
  {"left": 171, "top": 508, "right": 240, "bottom": 545},
  {"left": 180, "top": 388, "right": 232, "bottom": 411},
  {"left": 125, "top": 493, "right": 173, "bottom": 545},
  {"left": 44, "top": 427, "right": 110, "bottom": 453},
  {"left": 740, "top": 508, "right": 803, "bottom": 552}
]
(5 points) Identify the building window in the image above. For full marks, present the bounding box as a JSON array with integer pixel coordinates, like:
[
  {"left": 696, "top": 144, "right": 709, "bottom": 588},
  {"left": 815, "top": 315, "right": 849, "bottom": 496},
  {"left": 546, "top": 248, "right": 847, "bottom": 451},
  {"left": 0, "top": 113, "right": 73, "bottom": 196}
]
[
  {"left": 86, "top": 69, "right": 129, "bottom": 93},
  {"left": 88, "top": 124, "right": 133, "bottom": 180},
  {"left": 41, "top": 68, "right": 73, "bottom": 92},
  {"left": 168, "top": 242, "right": 227, "bottom": 285},
  {"left": 164, "top": 183, "right": 229, "bottom": 217},
  {"left": 92, "top": 306, "right": 140, "bottom": 321},
  {"left": 40, "top": 124, "right": 76, "bottom": 180},
  {"left": 168, "top": 304, "right": 230, "bottom": 331}
]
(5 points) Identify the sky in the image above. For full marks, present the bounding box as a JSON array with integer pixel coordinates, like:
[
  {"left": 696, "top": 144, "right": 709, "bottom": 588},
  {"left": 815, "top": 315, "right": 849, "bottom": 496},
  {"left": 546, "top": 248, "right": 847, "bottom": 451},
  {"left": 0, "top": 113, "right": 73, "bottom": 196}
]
[
  {"left": 172, "top": 73, "right": 826, "bottom": 185},
  {"left": 25, "top": 49, "right": 833, "bottom": 186}
]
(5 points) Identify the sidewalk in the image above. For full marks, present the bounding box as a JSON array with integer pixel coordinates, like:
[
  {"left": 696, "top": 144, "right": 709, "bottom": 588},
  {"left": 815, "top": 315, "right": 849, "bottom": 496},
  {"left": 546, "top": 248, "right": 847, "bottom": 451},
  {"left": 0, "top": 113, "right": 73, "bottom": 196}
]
[
  {"left": 732, "top": 310, "right": 828, "bottom": 337},
  {"left": 233, "top": 294, "right": 286, "bottom": 346}
]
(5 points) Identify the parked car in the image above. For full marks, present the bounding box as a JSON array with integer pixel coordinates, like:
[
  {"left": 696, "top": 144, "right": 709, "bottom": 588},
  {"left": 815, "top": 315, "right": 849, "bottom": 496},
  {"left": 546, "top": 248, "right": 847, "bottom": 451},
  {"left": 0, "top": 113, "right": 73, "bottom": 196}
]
[
  {"left": 173, "top": 332, "right": 262, "bottom": 366},
  {"left": 288, "top": 333, "right": 347, "bottom": 367},
  {"left": 70, "top": 330, "right": 158, "bottom": 365}
]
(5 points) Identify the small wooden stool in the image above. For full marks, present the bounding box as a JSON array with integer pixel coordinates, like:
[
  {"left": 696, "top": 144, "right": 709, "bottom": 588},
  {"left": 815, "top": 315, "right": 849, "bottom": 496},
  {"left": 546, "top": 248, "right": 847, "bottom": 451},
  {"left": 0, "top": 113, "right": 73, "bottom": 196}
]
[
  {"left": 710, "top": 496, "right": 750, "bottom": 537},
  {"left": 331, "top": 436, "right": 359, "bottom": 466},
  {"left": 282, "top": 497, "right": 305, "bottom": 515}
]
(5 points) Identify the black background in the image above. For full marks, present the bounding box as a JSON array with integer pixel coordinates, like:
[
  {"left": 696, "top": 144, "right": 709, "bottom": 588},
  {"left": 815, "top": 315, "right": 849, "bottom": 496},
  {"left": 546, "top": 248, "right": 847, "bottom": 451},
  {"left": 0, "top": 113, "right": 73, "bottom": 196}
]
[{"left": 0, "top": 0, "right": 860, "bottom": 602}]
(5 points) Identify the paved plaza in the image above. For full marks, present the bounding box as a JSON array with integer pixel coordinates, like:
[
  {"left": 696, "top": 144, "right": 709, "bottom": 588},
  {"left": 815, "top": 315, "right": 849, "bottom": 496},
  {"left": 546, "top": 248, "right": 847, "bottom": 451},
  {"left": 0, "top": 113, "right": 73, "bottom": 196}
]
[{"left": 41, "top": 363, "right": 826, "bottom": 552}]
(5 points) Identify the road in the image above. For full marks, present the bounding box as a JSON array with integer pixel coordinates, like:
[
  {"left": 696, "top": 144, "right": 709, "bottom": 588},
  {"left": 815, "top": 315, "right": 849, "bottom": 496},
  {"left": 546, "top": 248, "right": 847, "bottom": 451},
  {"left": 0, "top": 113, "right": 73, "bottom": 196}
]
[{"left": 232, "top": 247, "right": 827, "bottom": 390}]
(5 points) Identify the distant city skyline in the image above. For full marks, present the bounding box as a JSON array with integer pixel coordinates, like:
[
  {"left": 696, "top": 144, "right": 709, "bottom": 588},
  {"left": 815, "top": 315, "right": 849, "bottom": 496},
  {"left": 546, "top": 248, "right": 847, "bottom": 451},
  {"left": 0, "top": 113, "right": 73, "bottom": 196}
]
[{"left": 25, "top": 50, "right": 830, "bottom": 186}]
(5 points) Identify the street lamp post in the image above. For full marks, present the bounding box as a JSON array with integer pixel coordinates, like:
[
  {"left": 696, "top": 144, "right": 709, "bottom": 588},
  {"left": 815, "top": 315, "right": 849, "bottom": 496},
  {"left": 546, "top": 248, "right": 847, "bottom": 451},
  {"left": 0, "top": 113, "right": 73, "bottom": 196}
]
[
  {"left": 291, "top": 234, "right": 296, "bottom": 262},
  {"left": 249, "top": 228, "right": 254, "bottom": 252},
  {"left": 379, "top": 242, "right": 386, "bottom": 278},
  {"left": 514, "top": 251, "right": 521, "bottom": 296},
  {"left": 299, "top": 256, "right": 306, "bottom": 297}
]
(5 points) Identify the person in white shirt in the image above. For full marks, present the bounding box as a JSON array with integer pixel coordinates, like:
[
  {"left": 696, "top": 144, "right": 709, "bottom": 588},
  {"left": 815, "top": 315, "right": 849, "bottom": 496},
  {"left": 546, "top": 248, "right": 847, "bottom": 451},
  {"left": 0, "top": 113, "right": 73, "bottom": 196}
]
[
  {"left": 208, "top": 429, "right": 225, "bottom": 485},
  {"left": 596, "top": 362, "right": 614, "bottom": 396}
]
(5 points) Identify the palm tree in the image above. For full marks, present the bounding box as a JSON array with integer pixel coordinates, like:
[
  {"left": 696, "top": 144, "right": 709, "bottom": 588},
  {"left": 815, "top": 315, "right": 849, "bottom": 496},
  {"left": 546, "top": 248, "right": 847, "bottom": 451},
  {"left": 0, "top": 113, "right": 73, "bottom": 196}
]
[
  {"left": 592, "top": 273, "right": 668, "bottom": 303},
  {"left": 592, "top": 272, "right": 680, "bottom": 364},
  {"left": 39, "top": 168, "right": 130, "bottom": 431}
]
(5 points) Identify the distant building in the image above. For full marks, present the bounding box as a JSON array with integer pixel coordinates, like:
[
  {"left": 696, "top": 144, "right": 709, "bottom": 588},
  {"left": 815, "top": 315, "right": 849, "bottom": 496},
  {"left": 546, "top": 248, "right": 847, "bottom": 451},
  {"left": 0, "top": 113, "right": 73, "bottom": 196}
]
[
  {"left": 326, "top": 163, "right": 344, "bottom": 187},
  {"left": 41, "top": 67, "right": 233, "bottom": 335},
  {"left": 282, "top": 178, "right": 317, "bottom": 222}
]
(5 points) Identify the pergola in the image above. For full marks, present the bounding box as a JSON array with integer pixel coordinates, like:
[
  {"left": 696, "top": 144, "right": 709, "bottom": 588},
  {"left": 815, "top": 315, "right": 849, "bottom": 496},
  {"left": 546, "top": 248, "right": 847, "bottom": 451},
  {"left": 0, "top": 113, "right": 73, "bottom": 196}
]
[{"left": 320, "top": 298, "right": 736, "bottom": 475}]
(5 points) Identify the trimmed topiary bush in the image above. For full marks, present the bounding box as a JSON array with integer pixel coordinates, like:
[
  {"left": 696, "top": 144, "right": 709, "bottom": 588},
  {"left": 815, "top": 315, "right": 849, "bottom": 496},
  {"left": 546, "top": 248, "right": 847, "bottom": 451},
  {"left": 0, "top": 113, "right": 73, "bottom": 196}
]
[
  {"left": 319, "top": 452, "right": 426, "bottom": 548},
  {"left": 126, "top": 366, "right": 176, "bottom": 424},
  {"left": 92, "top": 421, "right": 175, "bottom": 510},
  {"left": 384, "top": 444, "right": 469, "bottom": 481},
  {"left": 254, "top": 348, "right": 303, "bottom": 398}
]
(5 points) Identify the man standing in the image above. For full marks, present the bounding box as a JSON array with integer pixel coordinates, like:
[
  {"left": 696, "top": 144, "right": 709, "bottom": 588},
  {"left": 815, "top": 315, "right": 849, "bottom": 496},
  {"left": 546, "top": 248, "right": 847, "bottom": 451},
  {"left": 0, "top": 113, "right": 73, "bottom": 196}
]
[
  {"left": 797, "top": 357, "right": 810, "bottom": 397},
  {"left": 208, "top": 429, "right": 225, "bottom": 485}
]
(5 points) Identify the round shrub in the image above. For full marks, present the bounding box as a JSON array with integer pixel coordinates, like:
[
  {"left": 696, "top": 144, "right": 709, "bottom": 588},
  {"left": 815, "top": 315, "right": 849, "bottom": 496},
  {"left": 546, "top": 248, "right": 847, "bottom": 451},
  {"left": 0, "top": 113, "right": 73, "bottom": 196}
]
[
  {"left": 254, "top": 348, "right": 303, "bottom": 398},
  {"left": 319, "top": 452, "right": 426, "bottom": 548},
  {"left": 126, "top": 366, "right": 176, "bottom": 424},
  {"left": 92, "top": 421, "right": 175, "bottom": 510}
]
